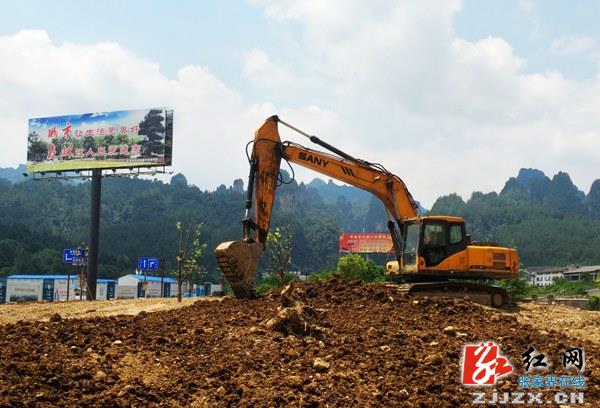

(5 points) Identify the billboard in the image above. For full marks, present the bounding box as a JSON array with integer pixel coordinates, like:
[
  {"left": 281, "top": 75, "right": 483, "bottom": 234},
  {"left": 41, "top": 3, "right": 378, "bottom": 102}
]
[
  {"left": 27, "top": 108, "right": 173, "bottom": 173},
  {"left": 339, "top": 233, "right": 393, "bottom": 254},
  {"left": 7, "top": 279, "right": 42, "bottom": 302}
]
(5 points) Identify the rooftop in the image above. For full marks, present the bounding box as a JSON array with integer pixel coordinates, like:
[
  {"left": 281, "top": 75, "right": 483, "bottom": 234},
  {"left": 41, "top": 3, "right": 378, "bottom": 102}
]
[
  {"left": 563, "top": 265, "right": 600, "bottom": 275},
  {"left": 120, "top": 274, "right": 177, "bottom": 283},
  {"left": 7, "top": 275, "right": 117, "bottom": 282},
  {"left": 525, "top": 266, "right": 565, "bottom": 274}
]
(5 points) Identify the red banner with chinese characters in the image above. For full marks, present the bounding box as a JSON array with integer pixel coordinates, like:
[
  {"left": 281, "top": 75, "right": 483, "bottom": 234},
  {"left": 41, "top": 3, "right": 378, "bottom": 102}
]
[{"left": 339, "top": 233, "right": 393, "bottom": 253}]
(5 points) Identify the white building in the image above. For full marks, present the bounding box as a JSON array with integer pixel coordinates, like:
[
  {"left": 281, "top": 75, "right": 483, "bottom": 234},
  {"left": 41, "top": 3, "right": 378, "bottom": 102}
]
[
  {"left": 525, "top": 267, "right": 565, "bottom": 287},
  {"left": 4, "top": 275, "right": 117, "bottom": 302},
  {"left": 525, "top": 264, "right": 600, "bottom": 287},
  {"left": 116, "top": 274, "right": 178, "bottom": 299}
]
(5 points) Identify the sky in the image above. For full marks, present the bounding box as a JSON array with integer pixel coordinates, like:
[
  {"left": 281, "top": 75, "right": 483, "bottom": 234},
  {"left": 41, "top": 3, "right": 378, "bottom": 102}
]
[{"left": 1, "top": 0, "right": 600, "bottom": 208}]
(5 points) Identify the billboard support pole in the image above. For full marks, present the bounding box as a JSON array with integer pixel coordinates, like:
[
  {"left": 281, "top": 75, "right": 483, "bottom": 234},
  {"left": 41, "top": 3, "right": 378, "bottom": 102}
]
[
  {"left": 159, "top": 257, "right": 165, "bottom": 298},
  {"left": 87, "top": 169, "right": 101, "bottom": 301},
  {"left": 66, "top": 264, "right": 71, "bottom": 301}
]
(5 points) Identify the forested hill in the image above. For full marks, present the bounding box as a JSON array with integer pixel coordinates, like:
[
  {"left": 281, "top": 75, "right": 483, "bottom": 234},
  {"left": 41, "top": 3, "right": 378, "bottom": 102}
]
[
  {"left": 0, "top": 164, "right": 26, "bottom": 184},
  {"left": 0, "top": 171, "right": 383, "bottom": 279},
  {"left": 1, "top": 167, "right": 600, "bottom": 279},
  {"left": 430, "top": 168, "right": 600, "bottom": 266}
]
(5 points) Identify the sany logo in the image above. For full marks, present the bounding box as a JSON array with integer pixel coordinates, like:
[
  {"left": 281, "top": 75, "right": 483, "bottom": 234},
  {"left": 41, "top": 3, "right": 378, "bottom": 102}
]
[{"left": 462, "top": 341, "right": 514, "bottom": 386}]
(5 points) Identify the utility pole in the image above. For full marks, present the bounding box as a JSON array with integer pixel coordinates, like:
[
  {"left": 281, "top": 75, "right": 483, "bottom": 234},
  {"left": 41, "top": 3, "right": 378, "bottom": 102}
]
[
  {"left": 87, "top": 169, "right": 102, "bottom": 300},
  {"left": 159, "top": 257, "right": 165, "bottom": 298},
  {"left": 177, "top": 251, "right": 183, "bottom": 303},
  {"left": 66, "top": 264, "right": 71, "bottom": 301}
]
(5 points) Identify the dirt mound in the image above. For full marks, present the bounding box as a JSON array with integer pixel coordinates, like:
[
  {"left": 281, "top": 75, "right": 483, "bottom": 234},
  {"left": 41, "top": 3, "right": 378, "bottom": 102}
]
[
  {"left": 262, "top": 282, "right": 328, "bottom": 338},
  {"left": 0, "top": 277, "right": 598, "bottom": 407}
]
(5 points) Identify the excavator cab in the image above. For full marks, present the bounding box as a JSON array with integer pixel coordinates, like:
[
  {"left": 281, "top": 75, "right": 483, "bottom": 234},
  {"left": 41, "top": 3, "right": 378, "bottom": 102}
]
[
  {"left": 400, "top": 216, "right": 468, "bottom": 274},
  {"left": 392, "top": 215, "right": 518, "bottom": 285}
]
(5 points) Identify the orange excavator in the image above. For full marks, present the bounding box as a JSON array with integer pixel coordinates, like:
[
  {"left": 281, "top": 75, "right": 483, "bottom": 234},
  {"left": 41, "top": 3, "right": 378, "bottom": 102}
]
[{"left": 215, "top": 116, "right": 519, "bottom": 306}]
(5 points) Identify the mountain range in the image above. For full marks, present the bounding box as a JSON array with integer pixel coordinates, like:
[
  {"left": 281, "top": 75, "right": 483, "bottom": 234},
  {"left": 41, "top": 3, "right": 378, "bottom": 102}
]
[{"left": 1, "top": 164, "right": 600, "bottom": 276}]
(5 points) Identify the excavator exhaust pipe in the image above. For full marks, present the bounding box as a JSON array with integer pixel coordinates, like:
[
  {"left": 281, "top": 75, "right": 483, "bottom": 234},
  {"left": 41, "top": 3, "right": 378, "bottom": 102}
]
[{"left": 215, "top": 240, "right": 264, "bottom": 299}]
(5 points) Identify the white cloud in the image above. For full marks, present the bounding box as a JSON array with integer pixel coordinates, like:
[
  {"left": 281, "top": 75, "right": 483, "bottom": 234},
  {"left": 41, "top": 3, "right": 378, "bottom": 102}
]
[
  {"left": 249, "top": 1, "right": 600, "bottom": 207},
  {"left": 551, "top": 35, "right": 596, "bottom": 55},
  {"left": 0, "top": 30, "right": 333, "bottom": 192},
  {"left": 4, "top": 1, "right": 600, "bottom": 210},
  {"left": 241, "top": 48, "right": 297, "bottom": 89},
  {"left": 518, "top": 0, "right": 534, "bottom": 15}
]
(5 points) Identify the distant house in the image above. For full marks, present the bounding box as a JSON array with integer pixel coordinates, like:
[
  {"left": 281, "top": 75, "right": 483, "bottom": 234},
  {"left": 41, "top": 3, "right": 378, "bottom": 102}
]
[
  {"left": 525, "top": 264, "right": 600, "bottom": 287},
  {"left": 563, "top": 265, "right": 600, "bottom": 282},
  {"left": 525, "top": 266, "right": 566, "bottom": 287}
]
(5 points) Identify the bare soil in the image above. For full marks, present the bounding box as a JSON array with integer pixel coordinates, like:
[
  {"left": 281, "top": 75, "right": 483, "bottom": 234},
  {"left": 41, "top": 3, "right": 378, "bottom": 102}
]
[
  {"left": 0, "top": 297, "right": 197, "bottom": 326},
  {"left": 0, "top": 278, "right": 598, "bottom": 407},
  {"left": 516, "top": 302, "right": 600, "bottom": 345}
]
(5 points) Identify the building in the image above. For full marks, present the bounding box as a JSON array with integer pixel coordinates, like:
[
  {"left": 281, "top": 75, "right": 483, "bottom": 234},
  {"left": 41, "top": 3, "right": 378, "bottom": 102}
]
[
  {"left": 563, "top": 265, "right": 600, "bottom": 282},
  {"left": 203, "top": 282, "right": 224, "bottom": 296},
  {"left": 525, "top": 264, "right": 600, "bottom": 287},
  {"left": 116, "top": 274, "right": 178, "bottom": 299},
  {"left": 524, "top": 266, "right": 565, "bottom": 287},
  {"left": 0, "top": 277, "right": 6, "bottom": 303},
  {"left": 1, "top": 274, "right": 222, "bottom": 303},
  {"left": 4, "top": 275, "right": 117, "bottom": 302}
]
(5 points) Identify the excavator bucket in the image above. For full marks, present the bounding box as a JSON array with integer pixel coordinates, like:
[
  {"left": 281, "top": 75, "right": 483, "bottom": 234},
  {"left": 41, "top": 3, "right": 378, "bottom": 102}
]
[{"left": 215, "top": 240, "right": 264, "bottom": 298}]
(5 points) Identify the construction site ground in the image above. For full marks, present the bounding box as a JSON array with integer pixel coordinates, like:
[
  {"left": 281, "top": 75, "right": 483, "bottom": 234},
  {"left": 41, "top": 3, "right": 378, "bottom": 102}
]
[
  {"left": 0, "top": 277, "right": 598, "bottom": 407},
  {"left": 0, "top": 297, "right": 198, "bottom": 326}
]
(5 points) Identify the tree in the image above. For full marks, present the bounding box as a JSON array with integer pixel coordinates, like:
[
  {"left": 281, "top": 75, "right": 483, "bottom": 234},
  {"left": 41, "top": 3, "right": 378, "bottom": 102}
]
[
  {"left": 138, "top": 109, "right": 166, "bottom": 156},
  {"left": 27, "top": 131, "right": 47, "bottom": 162},
  {"left": 171, "top": 173, "right": 188, "bottom": 187},
  {"left": 83, "top": 135, "right": 96, "bottom": 152},
  {"left": 0, "top": 239, "right": 23, "bottom": 270},
  {"left": 265, "top": 226, "right": 294, "bottom": 287},
  {"left": 497, "top": 273, "right": 533, "bottom": 301},
  {"left": 337, "top": 253, "right": 384, "bottom": 282},
  {"left": 175, "top": 221, "right": 207, "bottom": 302}
]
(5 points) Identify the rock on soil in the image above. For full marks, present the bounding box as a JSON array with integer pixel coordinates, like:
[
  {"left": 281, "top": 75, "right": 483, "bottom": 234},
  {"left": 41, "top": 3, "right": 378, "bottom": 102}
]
[{"left": 0, "top": 276, "right": 598, "bottom": 407}]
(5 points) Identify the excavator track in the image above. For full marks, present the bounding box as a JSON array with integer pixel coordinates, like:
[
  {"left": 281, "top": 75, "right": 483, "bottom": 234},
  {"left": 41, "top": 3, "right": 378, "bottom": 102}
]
[
  {"left": 215, "top": 240, "right": 264, "bottom": 299},
  {"left": 395, "top": 281, "right": 509, "bottom": 308}
]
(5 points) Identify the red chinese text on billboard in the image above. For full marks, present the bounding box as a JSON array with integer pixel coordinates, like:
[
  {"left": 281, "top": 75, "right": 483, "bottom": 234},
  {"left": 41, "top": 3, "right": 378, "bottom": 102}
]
[
  {"left": 339, "top": 233, "right": 393, "bottom": 254},
  {"left": 46, "top": 143, "right": 143, "bottom": 161},
  {"left": 44, "top": 124, "right": 139, "bottom": 141}
]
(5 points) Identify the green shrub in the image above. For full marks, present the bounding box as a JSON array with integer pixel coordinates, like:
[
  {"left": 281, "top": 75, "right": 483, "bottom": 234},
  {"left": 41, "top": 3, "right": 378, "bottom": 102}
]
[
  {"left": 497, "top": 275, "right": 535, "bottom": 301},
  {"left": 535, "top": 278, "right": 595, "bottom": 296},
  {"left": 255, "top": 272, "right": 298, "bottom": 294},
  {"left": 588, "top": 296, "right": 600, "bottom": 311},
  {"left": 337, "top": 254, "right": 385, "bottom": 282},
  {"left": 307, "top": 269, "right": 335, "bottom": 282}
]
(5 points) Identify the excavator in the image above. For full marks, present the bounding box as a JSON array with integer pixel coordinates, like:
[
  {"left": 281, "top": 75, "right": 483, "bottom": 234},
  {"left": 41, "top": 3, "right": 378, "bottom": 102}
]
[{"left": 215, "top": 116, "right": 519, "bottom": 307}]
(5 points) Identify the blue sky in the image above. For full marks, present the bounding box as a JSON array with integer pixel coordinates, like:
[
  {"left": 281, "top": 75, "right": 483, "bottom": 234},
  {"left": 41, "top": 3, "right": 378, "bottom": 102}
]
[
  {"left": 2, "top": 1, "right": 596, "bottom": 83},
  {"left": 1, "top": 1, "right": 599, "bottom": 207},
  {"left": 455, "top": 0, "right": 600, "bottom": 79},
  {"left": 0, "top": 1, "right": 280, "bottom": 91}
]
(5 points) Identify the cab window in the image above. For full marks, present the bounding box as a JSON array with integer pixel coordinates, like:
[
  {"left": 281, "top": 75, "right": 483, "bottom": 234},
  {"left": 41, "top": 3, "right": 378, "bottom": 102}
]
[
  {"left": 423, "top": 223, "right": 446, "bottom": 246},
  {"left": 450, "top": 224, "right": 463, "bottom": 245}
]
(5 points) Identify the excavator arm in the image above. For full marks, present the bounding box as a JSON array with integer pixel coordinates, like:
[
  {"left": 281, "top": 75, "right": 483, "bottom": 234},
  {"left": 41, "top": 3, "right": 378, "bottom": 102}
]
[
  {"left": 251, "top": 116, "right": 418, "bottom": 244},
  {"left": 216, "top": 115, "right": 418, "bottom": 298}
]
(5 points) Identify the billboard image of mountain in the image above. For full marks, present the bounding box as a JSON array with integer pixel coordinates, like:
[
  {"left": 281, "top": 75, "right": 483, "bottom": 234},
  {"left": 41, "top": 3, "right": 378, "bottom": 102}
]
[{"left": 27, "top": 108, "right": 173, "bottom": 173}]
